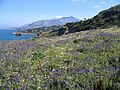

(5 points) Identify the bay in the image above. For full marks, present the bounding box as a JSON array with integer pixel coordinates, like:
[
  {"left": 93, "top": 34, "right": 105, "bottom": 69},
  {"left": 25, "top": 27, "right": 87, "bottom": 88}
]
[{"left": 0, "top": 29, "right": 36, "bottom": 41}]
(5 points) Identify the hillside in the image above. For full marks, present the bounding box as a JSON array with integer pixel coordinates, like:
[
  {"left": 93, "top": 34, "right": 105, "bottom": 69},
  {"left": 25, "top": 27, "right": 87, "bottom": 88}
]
[
  {"left": 0, "top": 27, "right": 120, "bottom": 89},
  {"left": 65, "top": 4, "right": 120, "bottom": 33},
  {"left": 1, "top": 1, "right": 120, "bottom": 90}
]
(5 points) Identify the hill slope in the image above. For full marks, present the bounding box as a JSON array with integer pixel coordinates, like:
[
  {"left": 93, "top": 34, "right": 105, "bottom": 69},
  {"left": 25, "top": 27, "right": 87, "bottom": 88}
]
[
  {"left": 65, "top": 4, "right": 120, "bottom": 33},
  {"left": 0, "top": 27, "right": 120, "bottom": 89}
]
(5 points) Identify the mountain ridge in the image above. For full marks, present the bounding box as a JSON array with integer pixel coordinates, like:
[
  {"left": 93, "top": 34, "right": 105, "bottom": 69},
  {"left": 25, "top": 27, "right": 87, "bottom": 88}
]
[{"left": 18, "top": 16, "right": 80, "bottom": 30}]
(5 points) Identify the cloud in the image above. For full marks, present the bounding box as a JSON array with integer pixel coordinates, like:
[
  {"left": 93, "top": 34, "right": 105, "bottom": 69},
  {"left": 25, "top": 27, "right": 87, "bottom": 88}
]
[
  {"left": 55, "top": 16, "right": 63, "bottom": 18},
  {"left": 93, "top": 5, "right": 101, "bottom": 9},
  {"left": 93, "top": 1, "right": 106, "bottom": 9},
  {"left": 101, "top": 1, "right": 106, "bottom": 5},
  {"left": 72, "top": 0, "right": 80, "bottom": 2}
]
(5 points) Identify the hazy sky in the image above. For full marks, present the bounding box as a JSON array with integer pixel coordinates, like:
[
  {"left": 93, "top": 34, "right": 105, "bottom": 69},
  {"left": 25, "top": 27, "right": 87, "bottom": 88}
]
[{"left": 0, "top": 0, "right": 119, "bottom": 26}]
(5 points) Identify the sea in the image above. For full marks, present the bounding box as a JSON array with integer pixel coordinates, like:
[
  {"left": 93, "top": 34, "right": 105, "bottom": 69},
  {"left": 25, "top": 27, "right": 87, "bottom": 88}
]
[{"left": 0, "top": 29, "right": 36, "bottom": 41}]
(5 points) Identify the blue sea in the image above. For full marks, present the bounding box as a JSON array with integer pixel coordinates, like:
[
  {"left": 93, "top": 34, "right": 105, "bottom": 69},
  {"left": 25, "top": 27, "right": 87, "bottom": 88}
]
[{"left": 0, "top": 29, "right": 36, "bottom": 41}]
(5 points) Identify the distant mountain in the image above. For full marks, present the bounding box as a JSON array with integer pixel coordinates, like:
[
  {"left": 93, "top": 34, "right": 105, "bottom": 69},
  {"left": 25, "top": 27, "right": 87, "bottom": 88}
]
[
  {"left": 18, "top": 17, "right": 80, "bottom": 30},
  {"left": 65, "top": 4, "right": 120, "bottom": 33}
]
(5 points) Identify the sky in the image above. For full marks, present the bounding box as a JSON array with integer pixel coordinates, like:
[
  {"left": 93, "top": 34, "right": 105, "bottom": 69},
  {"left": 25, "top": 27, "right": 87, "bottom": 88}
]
[{"left": 0, "top": 0, "right": 120, "bottom": 27}]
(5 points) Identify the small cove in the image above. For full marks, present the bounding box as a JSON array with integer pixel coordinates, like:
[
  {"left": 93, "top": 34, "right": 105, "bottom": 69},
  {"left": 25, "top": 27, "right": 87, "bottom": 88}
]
[{"left": 0, "top": 29, "right": 36, "bottom": 41}]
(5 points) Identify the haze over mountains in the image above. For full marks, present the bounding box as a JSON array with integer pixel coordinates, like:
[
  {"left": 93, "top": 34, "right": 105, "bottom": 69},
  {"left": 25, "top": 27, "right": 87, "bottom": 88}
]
[{"left": 17, "top": 16, "right": 80, "bottom": 30}]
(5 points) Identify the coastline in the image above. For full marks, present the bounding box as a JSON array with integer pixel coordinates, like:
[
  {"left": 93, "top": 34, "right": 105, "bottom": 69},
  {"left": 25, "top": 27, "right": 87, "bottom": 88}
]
[{"left": 13, "top": 32, "right": 36, "bottom": 35}]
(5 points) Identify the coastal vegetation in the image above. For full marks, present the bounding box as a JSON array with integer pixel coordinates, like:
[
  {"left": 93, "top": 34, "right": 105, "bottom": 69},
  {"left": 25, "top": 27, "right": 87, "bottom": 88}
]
[
  {"left": 0, "top": 4, "right": 120, "bottom": 90},
  {"left": 0, "top": 27, "right": 120, "bottom": 89}
]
